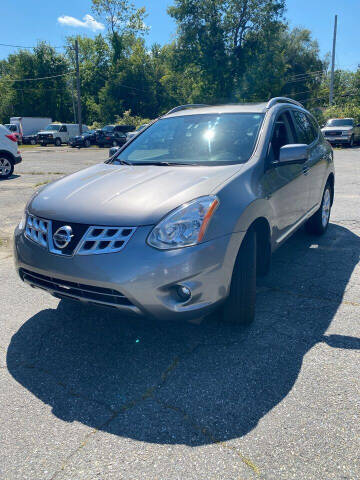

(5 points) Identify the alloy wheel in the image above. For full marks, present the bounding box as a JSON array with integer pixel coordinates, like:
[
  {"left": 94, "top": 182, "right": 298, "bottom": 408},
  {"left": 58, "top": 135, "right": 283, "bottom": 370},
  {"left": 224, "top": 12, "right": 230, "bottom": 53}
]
[{"left": 0, "top": 158, "right": 12, "bottom": 177}]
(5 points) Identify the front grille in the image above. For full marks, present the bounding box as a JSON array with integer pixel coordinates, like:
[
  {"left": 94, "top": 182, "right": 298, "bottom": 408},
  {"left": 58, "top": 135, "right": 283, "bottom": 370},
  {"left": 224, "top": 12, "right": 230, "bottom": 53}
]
[
  {"left": 77, "top": 226, "right": 136, "bottom": 255},
  {"left": 25, "top": 214, "right": 136, "bottom": 256},
  {"left": 25, "top": 215, "right": 50, "bottom": 248},
  {"left": 38, "top": 133, "right": 53, "bottom": 139},
  {"left": 20, "top": 269, "right": 134, "bottom": 308},
  {"left": 325, "top": 131, "right": 342, "bottom": 136}
]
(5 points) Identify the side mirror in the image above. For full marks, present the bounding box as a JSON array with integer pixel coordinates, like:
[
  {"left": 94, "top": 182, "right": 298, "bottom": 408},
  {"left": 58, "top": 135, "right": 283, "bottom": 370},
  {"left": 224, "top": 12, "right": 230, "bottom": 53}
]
[
  {"left": 278, "top": 144, "right": 308, "bottom": 165},
  {"left": 109, "top": 146, "right": 120, "bottom": 157}
]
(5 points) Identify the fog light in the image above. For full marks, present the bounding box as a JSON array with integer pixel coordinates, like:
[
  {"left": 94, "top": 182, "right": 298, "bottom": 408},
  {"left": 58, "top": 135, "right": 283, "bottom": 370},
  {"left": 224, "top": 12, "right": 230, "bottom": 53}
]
[{"left": 177, "top": 285, "right": 191, "bottom": 302}]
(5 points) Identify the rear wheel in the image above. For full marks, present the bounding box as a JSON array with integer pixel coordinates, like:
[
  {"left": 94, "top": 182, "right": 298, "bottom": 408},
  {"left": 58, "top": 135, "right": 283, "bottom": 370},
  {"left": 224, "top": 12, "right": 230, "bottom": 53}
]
[
  {"left": 30, "top": 138, "right": 36, "bottom": 145},
  {"left": 0, "top": 156, "right": 14, "bottom": 179},
  {"left": 112, "top": 140, "right": 118, "bottom": 147},
  {"left": 306, "top": 183, "right": 332, "bottom": 235},
  {"left": 222, "top": 229, "right": 256, "bottom": 325},
  {"left": 84, "top": 139, "right": 91, "bottom": 148}
]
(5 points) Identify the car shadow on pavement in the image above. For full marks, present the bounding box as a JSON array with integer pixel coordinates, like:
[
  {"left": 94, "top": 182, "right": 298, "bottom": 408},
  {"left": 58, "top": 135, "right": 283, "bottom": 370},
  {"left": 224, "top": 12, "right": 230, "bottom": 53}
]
[{"left": 7, "top": 223, "right": 360, "bottom": 445}]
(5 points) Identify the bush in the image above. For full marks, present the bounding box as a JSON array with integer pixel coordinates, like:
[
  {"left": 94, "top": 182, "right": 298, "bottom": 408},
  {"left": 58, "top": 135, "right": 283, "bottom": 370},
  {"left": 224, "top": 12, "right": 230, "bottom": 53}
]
[
  {"left": 114, "top": 110, "right": 153, "bottom": 129},
  {"left": 321, "top": 104, "right": 360, "bottom": 125}
]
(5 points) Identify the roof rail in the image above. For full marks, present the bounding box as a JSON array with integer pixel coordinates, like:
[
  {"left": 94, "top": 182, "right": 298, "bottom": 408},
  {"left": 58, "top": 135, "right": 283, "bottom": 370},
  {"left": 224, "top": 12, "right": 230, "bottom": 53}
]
[
  {"left": 165, "top": 104, "right": 209, "bottom": 115},
  {"left": 266, "top": 97, "right": 304, "bottom": 110}
]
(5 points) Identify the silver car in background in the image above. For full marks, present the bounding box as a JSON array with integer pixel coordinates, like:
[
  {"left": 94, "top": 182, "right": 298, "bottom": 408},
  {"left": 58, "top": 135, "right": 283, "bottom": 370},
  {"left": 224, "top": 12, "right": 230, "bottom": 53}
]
[
  {"left": 321, "top": 118, "right": 360, "bottom": 147},
  {"left": 14, "top": 98, "right": 334, "bottom": 325}
]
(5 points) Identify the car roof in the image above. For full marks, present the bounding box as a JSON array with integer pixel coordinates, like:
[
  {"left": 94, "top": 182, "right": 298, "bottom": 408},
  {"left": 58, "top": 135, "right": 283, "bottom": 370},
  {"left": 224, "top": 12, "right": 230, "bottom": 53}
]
[{"left": 165, "top": 103, "right": 269, "bottom": 118}]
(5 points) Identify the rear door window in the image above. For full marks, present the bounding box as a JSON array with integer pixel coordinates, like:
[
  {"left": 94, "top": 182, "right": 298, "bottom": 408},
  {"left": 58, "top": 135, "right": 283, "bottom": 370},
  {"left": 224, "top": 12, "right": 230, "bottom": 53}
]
[{"left": 292, "top": 111, "right": 316, "bottom": 145}]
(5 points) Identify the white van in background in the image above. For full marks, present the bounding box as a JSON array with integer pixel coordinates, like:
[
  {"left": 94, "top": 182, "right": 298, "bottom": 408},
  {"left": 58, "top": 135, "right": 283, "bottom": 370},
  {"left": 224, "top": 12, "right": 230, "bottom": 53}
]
[{"left": 37, "top": 124, "right": 89, "bottom": 146}]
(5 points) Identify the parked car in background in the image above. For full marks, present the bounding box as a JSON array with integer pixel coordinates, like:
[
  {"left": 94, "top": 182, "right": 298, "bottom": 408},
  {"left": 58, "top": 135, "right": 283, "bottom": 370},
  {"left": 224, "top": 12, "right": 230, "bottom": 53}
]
[
  {"left": 38, "top": 124, "right": 89, "bottom": 146},
  {"left": 126, "top": 124, "right": 149, "bottom": 141},
  {"left": 7, "top": 117, "right": 52, "bottom": 144},
  {"left": 22, "top": 134, "right": 38, "bottom": 145},
  {"left": 14, "top": 98, "right": 334, "bottom": 325},
  {"left": 321, "top": 118, "right": 360, "bottom": 147},
  {"left": 69, "top": 130, "right": 97, "bottom": 148},
  {"left": 0, "top": 124, "right": 22, "bottom": 179},
  {"left": 96, "top": 125, "right": 134, "bottom": 147}
]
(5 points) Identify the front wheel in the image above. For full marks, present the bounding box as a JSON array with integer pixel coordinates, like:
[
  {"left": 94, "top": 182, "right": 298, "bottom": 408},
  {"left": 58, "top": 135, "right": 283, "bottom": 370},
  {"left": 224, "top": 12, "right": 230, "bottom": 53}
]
[
  {"left": 0, "top": 156, "right": 14, "bottom": 179},
  {"left": 306, "top": 183, "right": 332, "bottom": 235},
  {"left": 30, "top": 138, "right": 36, "bottom": 145},
  {"left": 348, "top": 136, "right": 354, "bottom": 148},
  {"left": 54, "top": 138, "right": 61, "bottom": 147},
  {"left": 221, "top": 229, "right": 256, "bottom": 325},
  {"left": 84, "top": 139, "right": 91, "bottom": 148},
  {"left": 112, "top": 140, "right": 118, "bottom": 147}
]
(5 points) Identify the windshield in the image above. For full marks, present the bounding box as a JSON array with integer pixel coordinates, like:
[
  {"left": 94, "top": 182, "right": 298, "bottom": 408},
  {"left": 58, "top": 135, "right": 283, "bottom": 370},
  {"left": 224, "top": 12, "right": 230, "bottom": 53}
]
[
  {"left": 326, "top": 119, "right": 354, "bottom": 127},
  {"left": 111, "top": 113, "right": 264, "bottom": 166},
  {"left": 45, "top": 124, "right": 61, "bottom": 131},
  {"left": 102, "top": 125, "right": 114, "bottom": 132},
  {"left": 5, "top": 124, "right": 16, "bottom": 132}
]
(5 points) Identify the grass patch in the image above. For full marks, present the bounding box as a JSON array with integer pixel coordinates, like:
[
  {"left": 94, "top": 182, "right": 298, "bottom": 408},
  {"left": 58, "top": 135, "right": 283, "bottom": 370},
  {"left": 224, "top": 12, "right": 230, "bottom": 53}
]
[
  {"left": 34, "top": 180, "right": 51, "bottom": 187},
  {"left": 28, "top": 171, "right": 65, "bottom": 175}
]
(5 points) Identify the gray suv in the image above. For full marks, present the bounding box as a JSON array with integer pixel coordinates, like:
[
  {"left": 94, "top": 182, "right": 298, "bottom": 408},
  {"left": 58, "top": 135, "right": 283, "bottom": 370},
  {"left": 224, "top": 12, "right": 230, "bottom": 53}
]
[
  {"left": 321, "top": 118, "right": 360, "bottom": 147},
  {"left": 14, "top": 98, "right": 334, "bottom": 325}
]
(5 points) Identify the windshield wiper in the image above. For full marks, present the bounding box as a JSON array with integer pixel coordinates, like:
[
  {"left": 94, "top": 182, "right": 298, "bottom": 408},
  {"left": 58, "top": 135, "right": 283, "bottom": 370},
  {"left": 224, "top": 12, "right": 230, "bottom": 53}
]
[
  {"left": 130, "top": 161, "right": 199, "bottom": 166},
  {"left": 131, "top": 161, "right": 173, "bottom": 166}
]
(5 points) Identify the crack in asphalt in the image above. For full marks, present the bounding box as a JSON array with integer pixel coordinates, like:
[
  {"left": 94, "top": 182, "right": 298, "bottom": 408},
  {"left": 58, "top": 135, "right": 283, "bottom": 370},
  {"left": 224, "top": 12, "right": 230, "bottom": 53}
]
[
  {"left": 17, "top": 334, "right": 261, "bottom": 479},
  {"left": 156, "top": 399, "right": 261, "bottom": 478}
]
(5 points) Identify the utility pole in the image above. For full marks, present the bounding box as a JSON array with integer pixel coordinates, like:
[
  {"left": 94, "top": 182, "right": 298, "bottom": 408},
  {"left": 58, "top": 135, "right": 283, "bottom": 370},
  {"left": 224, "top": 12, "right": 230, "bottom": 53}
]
[
  {"left": 329, "top": 14, "right": 338, "bottom": 106},
  {"left": 74, "top": 39, "right": 82, "bottom": 134},
  {"left": 68, "top": 78, "right": 77, "bottom": 124}
]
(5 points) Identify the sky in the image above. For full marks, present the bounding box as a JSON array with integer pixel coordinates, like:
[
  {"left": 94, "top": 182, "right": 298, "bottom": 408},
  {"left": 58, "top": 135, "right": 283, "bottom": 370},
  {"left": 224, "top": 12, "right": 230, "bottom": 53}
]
[{"left": 0, "top": 0, "right": 359, "bottom": 71}]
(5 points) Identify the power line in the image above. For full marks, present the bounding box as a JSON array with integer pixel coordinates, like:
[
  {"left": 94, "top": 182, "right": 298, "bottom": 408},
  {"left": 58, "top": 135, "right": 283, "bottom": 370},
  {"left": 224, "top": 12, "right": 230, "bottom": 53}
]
[
  {"left": 0, "top": 42, "right": 64, "bottom": 49},
  {"left": 1, "top": 72, "right": 74, "bottom": 82}
]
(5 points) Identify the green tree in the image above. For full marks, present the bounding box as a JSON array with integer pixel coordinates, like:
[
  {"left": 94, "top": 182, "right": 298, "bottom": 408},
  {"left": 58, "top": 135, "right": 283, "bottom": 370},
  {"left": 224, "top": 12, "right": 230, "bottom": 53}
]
[{"left": 0, "top": 42, "right": 72, "bottom": 123}]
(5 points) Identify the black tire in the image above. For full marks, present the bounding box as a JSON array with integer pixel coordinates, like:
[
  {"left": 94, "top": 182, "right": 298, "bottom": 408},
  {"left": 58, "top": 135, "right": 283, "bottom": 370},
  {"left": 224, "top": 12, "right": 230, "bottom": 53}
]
[
  {"left": 30, "top": 138, "right": 36, "bottom": 145},
  {"left": 222, "top": 229, "right": 256, "bottom": 325},
  {"left": 305, "top": 183, "right": 332, "bottom": 235},
  {"left": 348, "top": 136, "right": 354, "bottom": 148},
  {"left": 54, "top": 138, "right": 61, "bottom": 147},
  {"left": 84, "top": 139, "right": 91, "bottom": 148},
  {"left": 0, "top": 155, "right": 14, "bottom": 179},
  {"left": 112, "top": 140, "right": 118, "bottom": 147}
]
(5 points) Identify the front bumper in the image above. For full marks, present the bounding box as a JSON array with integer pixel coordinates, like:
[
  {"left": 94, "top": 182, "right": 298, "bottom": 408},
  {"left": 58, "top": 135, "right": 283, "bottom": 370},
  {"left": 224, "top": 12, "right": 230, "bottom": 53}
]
[
  {"left": 39, "top": 137, "right": 55, "bottom": 144},
  {"left": 14, "top": 225, "right": 244, "bottom": 321},
  {"left": 325, "top": 136, "right": 352, "bottom": 144}
]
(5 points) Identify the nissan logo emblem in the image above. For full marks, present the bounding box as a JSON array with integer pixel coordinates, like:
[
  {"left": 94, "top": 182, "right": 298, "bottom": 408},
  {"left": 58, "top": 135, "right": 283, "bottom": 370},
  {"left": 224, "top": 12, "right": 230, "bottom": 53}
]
[{"left": 53, "top": 225, "right": 73, "bottom": 249}]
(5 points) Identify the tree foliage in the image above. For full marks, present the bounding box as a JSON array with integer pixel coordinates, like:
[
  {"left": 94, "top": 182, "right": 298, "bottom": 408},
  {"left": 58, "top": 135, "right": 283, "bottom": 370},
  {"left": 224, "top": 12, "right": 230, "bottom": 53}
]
[{"left": 0, "top": 0, "right": 358, "bottom": 126}]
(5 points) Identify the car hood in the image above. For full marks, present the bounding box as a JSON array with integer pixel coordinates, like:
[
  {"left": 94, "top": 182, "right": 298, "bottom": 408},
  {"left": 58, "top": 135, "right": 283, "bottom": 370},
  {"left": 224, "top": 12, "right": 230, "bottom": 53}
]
[
  {"left": 38, "top": 130, "right": 57, "bottom": 135},
  {"left": 29, "top": 162, "right": 243, "bottom": 225},
  {"left": 322, "top": 126, "right": 353, "bottom": 132}
]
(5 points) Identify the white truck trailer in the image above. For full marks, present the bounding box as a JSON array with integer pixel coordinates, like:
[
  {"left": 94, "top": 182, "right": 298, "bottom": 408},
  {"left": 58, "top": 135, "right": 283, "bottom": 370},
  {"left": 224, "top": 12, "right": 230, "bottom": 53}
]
[{"left": 6, "top": 117, "right": 52, "bottom": 143}]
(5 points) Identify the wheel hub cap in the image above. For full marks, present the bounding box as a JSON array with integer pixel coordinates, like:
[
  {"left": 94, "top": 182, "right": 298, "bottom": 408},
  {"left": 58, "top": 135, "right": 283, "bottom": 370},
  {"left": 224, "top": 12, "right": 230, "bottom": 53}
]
[{"left": 0, "top": 158, "right": 11, "bottom": 176}]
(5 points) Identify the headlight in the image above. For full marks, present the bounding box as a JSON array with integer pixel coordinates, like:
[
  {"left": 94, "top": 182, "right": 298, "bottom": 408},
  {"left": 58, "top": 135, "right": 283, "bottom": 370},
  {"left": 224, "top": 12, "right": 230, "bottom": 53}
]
[
  {"left": 342, "top": 131, "right": 352, "bottom": 136},
  {"left": 147, "top": 196, "right": 219, "bottom": 250}
]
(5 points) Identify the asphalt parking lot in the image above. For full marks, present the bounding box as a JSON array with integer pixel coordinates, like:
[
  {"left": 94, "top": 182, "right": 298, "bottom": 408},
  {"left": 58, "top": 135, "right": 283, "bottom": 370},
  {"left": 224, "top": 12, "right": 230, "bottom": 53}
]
[{"left": 0, "top": 146, "right": 359, "bottom": 479}]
